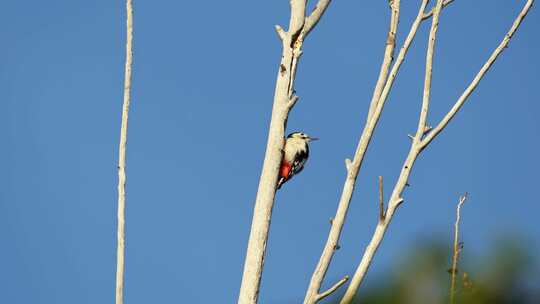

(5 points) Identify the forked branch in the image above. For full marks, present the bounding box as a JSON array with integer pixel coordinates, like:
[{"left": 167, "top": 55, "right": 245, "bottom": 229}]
[
  {"left": 303, "top": 0, "right": 333, "bottom": 37},
  {"left": 303, "top": 1, "right": 434, "bottom": 303},
  {"left": 316, "top": 275, "right": 349, "bottom": 302},
  {"left": 340, "top": 1, "right": 533, "bottom": 303},
  {"left": 421, "top": 0, "right": 535, "bottom": 148},
  {"left": 423, "top": 0, "right": 456, "bottom": 20}
]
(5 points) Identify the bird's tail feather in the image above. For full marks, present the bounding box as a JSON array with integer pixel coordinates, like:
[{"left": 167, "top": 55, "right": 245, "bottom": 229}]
[{"left": 277, "top": 177, "right": 284, "bottom": 190}]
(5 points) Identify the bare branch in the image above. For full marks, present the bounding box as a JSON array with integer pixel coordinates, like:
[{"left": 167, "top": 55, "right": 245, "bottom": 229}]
[
  {"left": 366, "top": 0, "right": 400, "bottom": 122},
  {"left": 421, "top": 0, "right": 535, "bottom": 148},
  {"left": 303, "top": 2, "right": 432, "bottom": 304},
  {"left": 287, "top": 0, "right": 307, "bottom": 43},
  {"left": 286, "top": 1, "right": 332, "bottom": 98},
  {"left": 116, "top": 1, "right": 133, "bottom": 304},
  {"left": 450, "top": 193, "right": 468, "bottom": 304},
  {"left": 315, "top": 275, "right": 349, "bottom": 302},
  {"left": 416, "top": 0, "right": 445, "bottom": 141},
  {"left": 372, "top": 0, "right": 431, "bottom": 123},
  {"left": 423, "top": 0, "right": 456, "bottom": 20},
  {"left": 284, "top": 0, "right": 309, "bottom": 102},
  {"left": 303, "top": 0, "right": 333, "bottom": 38},
  {"left": 341, "top": 1, "right": 446, "bottom": 302},
  {"left": 371, "top": 0, "right": 456, "bottom": 121}
]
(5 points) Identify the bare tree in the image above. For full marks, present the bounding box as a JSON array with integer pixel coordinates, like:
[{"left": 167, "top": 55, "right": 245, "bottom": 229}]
[
  {"left": 237, "top": 1, "right": 532, "bottom": 303},
  {"left": 299, "top": 1, "right": 534, "bottom": 303},
  {"left": 238, "top": 1, "right": 333, "bottom": 303},
  {"left": 341, "top": 1, "right": 534, "bottom": 302},
  {"left": 115, "top": 1, "right": 133, "bottom": 303}
]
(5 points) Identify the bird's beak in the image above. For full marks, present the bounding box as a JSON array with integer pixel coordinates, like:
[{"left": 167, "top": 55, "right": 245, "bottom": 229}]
[{"left": 309, "top": 137, "right": 319, "bottom": 141}]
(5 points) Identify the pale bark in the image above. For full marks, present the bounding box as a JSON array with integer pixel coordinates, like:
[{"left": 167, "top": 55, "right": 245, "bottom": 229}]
[
  {"left": 366, "top": 0, "right": 401, "bottom": 122},
  {"left": 238, "top": 1, "right": 332, "bottom": 303},
  {"left": 340, "top": 1, "right": 534, "bottom": 302},
  {"left": 303, "top": 0, "right": 332, "bottom": 37},
  {"left": 115, "top": 0, "right": 133, "bottom": 304},
  {"left": 303, "top": 1, "right": 433, "bottom": 303}
]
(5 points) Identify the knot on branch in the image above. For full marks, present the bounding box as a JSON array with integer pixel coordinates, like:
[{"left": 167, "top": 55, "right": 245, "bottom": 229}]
[
  {"left": 289, "top": 28, "right": 303, "bottom": 49},
  {"left": 279, "top": 64, "right": 287, "bottom": 76},
  {"left": 386, "top": 32, "right": 396, "bottom": 46},
  {"left": 345, "top": 158, "right": 353, "bottom": 171}
]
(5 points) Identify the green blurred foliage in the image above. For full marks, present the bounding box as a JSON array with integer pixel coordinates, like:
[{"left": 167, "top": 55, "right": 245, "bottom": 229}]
[{"left": 327, "top": 237, "right": 539, "bottom": 304}]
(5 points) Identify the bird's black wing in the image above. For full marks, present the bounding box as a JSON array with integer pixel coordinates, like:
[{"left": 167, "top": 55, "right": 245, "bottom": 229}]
[{"left": 290, "top": 148, "right": 308, "bottom": 176}]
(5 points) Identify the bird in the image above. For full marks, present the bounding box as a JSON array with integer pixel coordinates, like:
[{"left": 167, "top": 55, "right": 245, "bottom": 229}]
[{"left": 277, "top": 132, "right": 318, "bottom": 189}]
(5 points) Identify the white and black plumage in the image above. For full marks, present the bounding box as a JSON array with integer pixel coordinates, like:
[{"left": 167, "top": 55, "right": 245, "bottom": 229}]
[{"left": 277, "top": 132, "right": 318, "bottom": 189}]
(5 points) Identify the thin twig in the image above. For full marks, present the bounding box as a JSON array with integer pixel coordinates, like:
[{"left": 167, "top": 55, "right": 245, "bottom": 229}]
[
  {"left": 450, "top": 193, "right": 468, "bottom": 304},
  {"left": 115, "top": 1, "right": 133, "bottom": 303},
  {"left": 378, "top": 176, "right": 385, "bottom": 222},
  {"left": 315, "top": 275, "right": 350, "bottom": 302}
]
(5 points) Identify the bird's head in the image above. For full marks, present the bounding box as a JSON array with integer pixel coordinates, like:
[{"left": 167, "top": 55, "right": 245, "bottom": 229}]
[{"left": 287, "top": 132, "right": 319, "bottom": 142}]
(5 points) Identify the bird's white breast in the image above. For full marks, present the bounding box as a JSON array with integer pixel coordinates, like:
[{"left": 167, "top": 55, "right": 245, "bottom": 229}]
[{"left": 284, "top": 138, "right": 307, "bottom": 163}]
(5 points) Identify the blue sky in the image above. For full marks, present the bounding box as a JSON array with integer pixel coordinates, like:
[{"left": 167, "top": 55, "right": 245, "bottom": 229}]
[{"left": 1, "top": 1, "right": 539, "bottom": 303}]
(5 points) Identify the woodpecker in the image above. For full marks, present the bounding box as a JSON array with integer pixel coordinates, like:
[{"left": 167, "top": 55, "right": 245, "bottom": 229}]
[{"left": 277, "top": 132, "right": 318, "bottom": 189}]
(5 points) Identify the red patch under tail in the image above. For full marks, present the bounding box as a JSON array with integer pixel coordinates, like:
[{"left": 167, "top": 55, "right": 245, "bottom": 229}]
[{"left": 277, "top": 161, "right": 292, "bottom": 189}]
